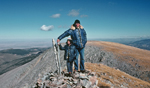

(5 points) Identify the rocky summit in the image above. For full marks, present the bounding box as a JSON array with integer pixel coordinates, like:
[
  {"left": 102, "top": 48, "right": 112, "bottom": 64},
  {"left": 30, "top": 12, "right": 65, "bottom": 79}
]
[{"left": 33, "top": 70, "right": 98, "bottom": 88}]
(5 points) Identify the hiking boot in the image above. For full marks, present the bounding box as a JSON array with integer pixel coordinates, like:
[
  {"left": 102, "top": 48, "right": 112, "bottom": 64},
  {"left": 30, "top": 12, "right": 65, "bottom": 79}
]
[
  {"left": 64, "top": 72, "right": 71, "bottom": 77},
  {"left": 80, "top": 70, "right": 90, "bottom": 73}
]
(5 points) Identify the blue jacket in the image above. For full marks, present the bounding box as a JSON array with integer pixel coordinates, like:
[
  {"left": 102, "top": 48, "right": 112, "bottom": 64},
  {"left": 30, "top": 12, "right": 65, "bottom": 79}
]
[
  {"left": 59, "top": 44, "right": 77, "bottom": 62},
  {"left": 58, "top": 25, "right": 87, "bottom": 49}
]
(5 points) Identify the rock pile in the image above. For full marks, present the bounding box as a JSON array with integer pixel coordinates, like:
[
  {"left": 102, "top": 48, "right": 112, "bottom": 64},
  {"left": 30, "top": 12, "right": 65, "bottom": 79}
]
[{"left": 33, "top": 70, "right": 98, "bottom": 88}]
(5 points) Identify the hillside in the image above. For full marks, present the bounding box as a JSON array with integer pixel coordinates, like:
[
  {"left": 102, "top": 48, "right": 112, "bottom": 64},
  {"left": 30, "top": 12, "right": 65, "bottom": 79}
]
[
  {"left": 0, "top": 48, "right": 48, "bottom": 75},
  {"left": 0, "top": 41, "right": 150, "bottom": 88},
  {"left": 87, "top": 41, "right": 150, "bottom": 82}
]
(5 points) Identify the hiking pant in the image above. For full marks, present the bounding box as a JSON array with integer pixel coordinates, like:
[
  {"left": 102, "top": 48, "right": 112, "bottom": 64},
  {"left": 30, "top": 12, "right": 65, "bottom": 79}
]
[
  {"left": 67, "top": 61, "right": 73, "bottom": 73},
  {"left": 74, "top": 48, "right": 85, "bottom": 71}
]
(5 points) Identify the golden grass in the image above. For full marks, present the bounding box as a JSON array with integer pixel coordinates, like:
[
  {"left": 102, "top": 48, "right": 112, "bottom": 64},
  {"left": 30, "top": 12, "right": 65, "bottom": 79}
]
[
  {"left": 97, "top": 80, "right": 111, "bottom": 88},
  {"left": 85, "top": 62, "right": 150, "bottom": 88}
]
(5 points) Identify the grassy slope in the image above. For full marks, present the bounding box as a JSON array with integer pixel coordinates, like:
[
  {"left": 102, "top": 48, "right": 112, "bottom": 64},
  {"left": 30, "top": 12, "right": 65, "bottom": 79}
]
[{"left": 85, "top": 62, "right": 150, "bottom": 88}]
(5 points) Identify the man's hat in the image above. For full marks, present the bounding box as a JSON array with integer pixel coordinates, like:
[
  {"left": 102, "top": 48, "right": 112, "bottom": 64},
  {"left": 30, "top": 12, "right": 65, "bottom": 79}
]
[{"left": 74, "top": 19, "right": 80, "bottom": 24}]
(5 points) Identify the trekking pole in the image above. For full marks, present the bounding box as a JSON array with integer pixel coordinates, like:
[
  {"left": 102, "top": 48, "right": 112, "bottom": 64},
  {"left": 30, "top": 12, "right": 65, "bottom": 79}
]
[
  {"left": 52, "top": 39, "right": 59, "bottom": 75},
  {"left": 57, "top": 42, "right": 61, "bottom": 75}
]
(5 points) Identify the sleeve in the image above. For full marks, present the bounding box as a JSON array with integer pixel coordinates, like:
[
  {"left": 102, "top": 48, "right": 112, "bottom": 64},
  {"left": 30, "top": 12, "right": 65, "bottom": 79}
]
[
  {"left": 83, "top": 29, "right": 87, "bottom": 44},
  {"left": 59, "top": 44, "right": 65, "bottom": 50},
  {"left": 58, "top": 29, "right": 72, "bottom": 40}
]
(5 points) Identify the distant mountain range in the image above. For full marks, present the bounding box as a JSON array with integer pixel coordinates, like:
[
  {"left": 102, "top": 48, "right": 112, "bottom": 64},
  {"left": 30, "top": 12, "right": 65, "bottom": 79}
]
[
  {"left": 0, "top": 39, "right": 52, "bottom": 50},
  {"left": 127, "top": 39, "right": 150, "bottom": 50}
]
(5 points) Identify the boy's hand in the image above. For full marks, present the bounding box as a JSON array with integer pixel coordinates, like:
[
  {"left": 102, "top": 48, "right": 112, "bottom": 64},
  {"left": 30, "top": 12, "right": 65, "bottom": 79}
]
[{"left": 57, "top": 39, "right": 60, "bottom": 44}]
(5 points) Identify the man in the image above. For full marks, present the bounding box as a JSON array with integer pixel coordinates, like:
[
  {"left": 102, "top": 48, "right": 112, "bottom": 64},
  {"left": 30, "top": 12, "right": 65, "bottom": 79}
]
[{"left": 57, "top": 19, "right": 87, "bottom": 73}]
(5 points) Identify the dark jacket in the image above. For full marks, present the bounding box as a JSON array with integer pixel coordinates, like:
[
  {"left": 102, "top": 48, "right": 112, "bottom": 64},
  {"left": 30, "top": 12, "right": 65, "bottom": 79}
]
[
  {"left": 59, "top": 44, "right": 77, "bottom": 62},
  {"left": 58, "top": 25, "right": 87, "bottom": 49}
]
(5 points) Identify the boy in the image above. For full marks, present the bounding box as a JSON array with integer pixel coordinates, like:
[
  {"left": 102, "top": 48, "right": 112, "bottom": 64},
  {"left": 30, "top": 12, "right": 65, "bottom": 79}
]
[{"left": 59, "top": 38, "right": 77, "bottom": 76}]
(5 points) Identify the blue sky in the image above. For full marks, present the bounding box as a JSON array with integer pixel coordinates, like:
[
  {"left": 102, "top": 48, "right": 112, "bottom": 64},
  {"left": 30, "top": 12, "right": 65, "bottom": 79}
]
[{"left": 0, "top": 0, "right": 150, "bottom": 40}]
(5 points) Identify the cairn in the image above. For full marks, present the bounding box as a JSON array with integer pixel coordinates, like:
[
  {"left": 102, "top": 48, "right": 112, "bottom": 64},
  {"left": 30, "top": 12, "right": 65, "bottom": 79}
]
[{"left": 33, "top": 70, "right": 98, "bottom": 88}]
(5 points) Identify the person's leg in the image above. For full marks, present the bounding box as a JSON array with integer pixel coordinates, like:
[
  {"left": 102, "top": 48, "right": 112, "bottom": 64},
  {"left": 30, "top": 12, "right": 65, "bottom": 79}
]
[
  {"left": 67, "top": 61, "right": 70, "bottom": 72},
  {"left": 70, "top": 61, "right": 73, "bottom": 73},
  {"left": 74, "top": 49, "right": 79, "bottom": 71},
  {"left": 79, "top": 48, "right": 85, "bottom": 71}
]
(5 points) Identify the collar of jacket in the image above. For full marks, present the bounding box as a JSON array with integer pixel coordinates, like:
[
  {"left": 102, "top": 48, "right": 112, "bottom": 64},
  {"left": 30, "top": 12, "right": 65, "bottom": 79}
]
[{"left": 70, "top": 25, "right": 84, "bottom": 30}]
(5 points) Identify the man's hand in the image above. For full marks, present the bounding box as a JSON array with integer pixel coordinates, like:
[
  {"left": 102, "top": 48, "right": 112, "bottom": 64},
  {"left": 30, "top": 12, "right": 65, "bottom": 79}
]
[{"left": 57, "top": 39, "right": 60, "bottom": 44}]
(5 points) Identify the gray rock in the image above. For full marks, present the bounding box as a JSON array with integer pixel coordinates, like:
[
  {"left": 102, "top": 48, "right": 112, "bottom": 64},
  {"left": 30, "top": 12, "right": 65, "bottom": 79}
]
[{"left": 81, "top": 79, "right": 88, "bottom": 87}]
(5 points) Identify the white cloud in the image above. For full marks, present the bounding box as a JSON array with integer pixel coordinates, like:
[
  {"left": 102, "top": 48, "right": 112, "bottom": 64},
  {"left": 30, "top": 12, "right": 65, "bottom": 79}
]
[
  {"left": 68, "top": 9, "right": 79, "bottom": 17},
  {"left": 40, "top": 25, "right": 54, "bottom": 31},
  {"left": 80, "top": 15, "right": 88, "bottom": 18},
  {"left": 51, "top": 14, "right": 60, "bottom": 18}
]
